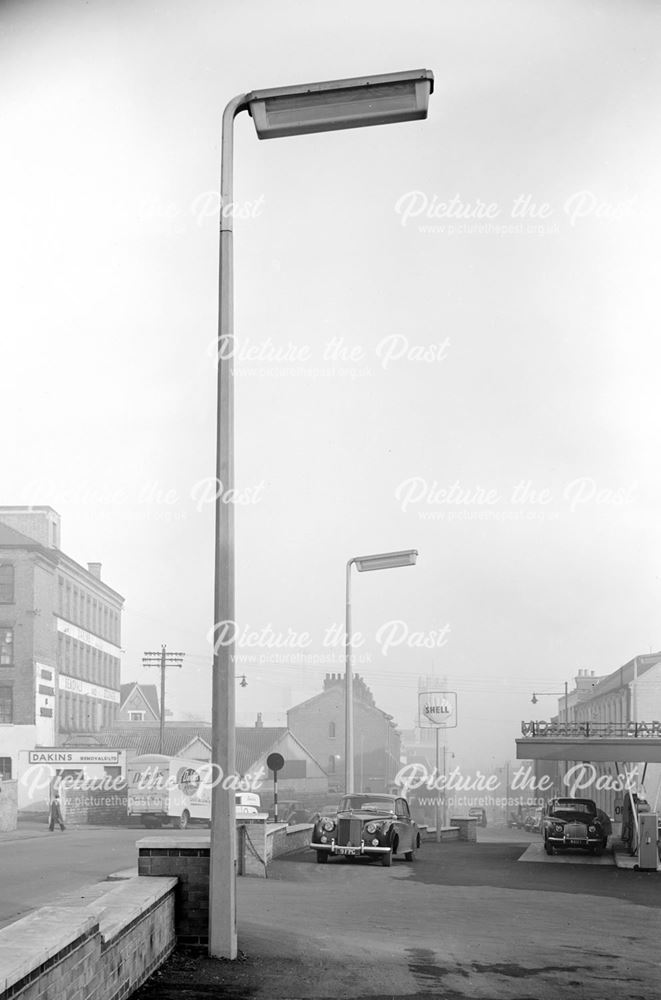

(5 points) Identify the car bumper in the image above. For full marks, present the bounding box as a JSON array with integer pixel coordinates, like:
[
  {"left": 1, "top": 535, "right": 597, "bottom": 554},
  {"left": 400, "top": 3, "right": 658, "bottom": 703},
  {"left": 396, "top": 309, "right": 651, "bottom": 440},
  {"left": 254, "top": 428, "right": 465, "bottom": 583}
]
[
  {"left": 311, "top": 840, "right": 391, "bottom": 857},
  {"left": 548, "top": 836, "right": 601, "bottom": 848}
]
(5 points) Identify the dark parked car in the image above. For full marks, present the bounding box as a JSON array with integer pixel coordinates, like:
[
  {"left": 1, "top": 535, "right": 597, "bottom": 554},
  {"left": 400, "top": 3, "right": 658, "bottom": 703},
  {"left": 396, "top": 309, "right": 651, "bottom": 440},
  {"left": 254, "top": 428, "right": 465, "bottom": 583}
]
[
  {"left": 543, "top": 797, "right": 608, "bottom": 856},
  {"left": 311, "top": 793, "right": 420, "bottom": 866}
]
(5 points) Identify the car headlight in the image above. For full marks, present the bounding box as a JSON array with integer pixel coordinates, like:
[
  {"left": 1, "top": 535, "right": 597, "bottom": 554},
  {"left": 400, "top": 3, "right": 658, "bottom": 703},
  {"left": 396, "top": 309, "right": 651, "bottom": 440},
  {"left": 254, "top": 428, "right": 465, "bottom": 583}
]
[
  {"left": 553, "top": 823, "right": 564, "bottom": 834},
  {"left": 588, "top": 825, "right": 597, "bottom": 834},
  {"left": 322, "top": 819, "right": 335, "bottom": 832},
  {"left": 365, "top": 822, "right": 380, "bottom": 834}
]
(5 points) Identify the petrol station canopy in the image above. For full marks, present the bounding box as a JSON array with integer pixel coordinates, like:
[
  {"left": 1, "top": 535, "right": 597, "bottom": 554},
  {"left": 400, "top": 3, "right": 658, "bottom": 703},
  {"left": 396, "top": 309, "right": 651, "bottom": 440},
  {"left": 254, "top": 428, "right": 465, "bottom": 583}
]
[{"left": 516, "top": 721, "right": 661, "bottom": 763}]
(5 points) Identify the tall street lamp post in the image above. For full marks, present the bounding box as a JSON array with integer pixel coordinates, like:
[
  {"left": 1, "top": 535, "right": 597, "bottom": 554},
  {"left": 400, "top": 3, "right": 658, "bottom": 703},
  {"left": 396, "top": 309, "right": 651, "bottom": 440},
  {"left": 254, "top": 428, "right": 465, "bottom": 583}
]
[
  {"left": 211, "top": 70, "right": 434, "bottom": 960},
  {"left": 344, "top": 550, "right": 418, "bottom": 794}
]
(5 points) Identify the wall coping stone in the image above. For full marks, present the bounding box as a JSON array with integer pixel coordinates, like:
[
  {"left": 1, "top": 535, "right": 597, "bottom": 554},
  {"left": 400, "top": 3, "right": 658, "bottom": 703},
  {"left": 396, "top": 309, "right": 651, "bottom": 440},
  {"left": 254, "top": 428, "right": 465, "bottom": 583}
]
[
  {"left": 0, "top": 907, "right": 97, "bottom": 995},
  {"left": 138, "top": 835, "right": 211, "bottom": 849},
  {"left": 0, "top": 876, "right": 177, "bottom": 993}
]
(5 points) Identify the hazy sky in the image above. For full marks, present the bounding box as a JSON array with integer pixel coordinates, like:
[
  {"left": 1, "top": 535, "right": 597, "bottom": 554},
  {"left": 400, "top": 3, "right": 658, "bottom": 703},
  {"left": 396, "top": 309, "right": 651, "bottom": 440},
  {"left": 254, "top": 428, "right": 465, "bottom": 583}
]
[{"left": 3, "top": 0, "right": 661, "bottom": 768}]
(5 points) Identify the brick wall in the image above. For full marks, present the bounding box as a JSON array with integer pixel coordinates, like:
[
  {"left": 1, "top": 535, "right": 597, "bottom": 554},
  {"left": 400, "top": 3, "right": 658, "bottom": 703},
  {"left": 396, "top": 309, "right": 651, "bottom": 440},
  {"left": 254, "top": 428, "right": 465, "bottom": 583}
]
[
  {"left": 0, "top": 779, "right": 18, "bottom": 832},
  {"left": 59, "top": 781, "right": 129, "bottom": 826},
  {"left": 0, "top": 877, "right": 176, "bottom": 1000},
  {"left": 138, "top": 838, "right": 210, "bottom": 947}
]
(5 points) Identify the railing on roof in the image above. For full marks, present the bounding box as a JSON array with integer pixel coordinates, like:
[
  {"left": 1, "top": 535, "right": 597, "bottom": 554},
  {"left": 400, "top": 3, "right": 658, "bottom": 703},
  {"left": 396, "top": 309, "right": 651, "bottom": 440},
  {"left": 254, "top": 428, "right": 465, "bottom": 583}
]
[{"left": 521, "top": 720, "right": 661, "bottom": 738}]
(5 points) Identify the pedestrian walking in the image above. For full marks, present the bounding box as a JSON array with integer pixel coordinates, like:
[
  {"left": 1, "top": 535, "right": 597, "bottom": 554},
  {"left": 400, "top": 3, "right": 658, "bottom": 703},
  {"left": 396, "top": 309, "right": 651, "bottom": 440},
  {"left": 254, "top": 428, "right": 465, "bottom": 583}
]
[{"left": 48, "top": 793, "right": 65, "bottom": 832}]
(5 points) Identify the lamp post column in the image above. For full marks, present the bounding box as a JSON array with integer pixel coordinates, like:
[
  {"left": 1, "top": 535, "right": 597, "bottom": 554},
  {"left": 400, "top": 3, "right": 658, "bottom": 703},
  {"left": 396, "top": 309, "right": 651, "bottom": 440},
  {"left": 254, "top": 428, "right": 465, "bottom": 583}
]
[
  {"left": 345, "top": 559, "right": 354, "bottom": 795},
  {"left": 209, "top": 93, "right": 248, "bottom": 961}
]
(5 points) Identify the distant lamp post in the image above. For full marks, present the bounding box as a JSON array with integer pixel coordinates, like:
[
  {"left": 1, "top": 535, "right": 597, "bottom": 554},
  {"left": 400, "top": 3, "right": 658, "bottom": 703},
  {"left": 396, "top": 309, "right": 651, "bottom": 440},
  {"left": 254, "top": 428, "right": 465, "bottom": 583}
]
[
  {"left": 211, "top": 69, "right": 433, "bottom": 960},
  {"left": 345, "top": 550, "right": 418, "bottom": 794},
  {"left": 531, "top": 682, "right": 569, "bottom": 722}
]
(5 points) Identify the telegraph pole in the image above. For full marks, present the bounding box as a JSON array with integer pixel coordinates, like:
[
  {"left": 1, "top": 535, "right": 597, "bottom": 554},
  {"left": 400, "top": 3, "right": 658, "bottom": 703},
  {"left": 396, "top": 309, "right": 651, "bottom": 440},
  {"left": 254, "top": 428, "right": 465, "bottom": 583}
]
[{"left": 142, "top": 646, "right": 185, "bottom": 752}]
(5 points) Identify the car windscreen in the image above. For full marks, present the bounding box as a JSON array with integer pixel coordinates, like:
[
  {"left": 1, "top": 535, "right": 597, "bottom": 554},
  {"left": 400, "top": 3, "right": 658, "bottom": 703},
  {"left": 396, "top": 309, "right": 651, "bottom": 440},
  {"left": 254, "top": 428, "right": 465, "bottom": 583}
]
[
  {"left": 340, "top": 797, "right": 395, "bottom": 812},
  {"left": 553, "top": 802, "right": 594, "bottom": 815}
]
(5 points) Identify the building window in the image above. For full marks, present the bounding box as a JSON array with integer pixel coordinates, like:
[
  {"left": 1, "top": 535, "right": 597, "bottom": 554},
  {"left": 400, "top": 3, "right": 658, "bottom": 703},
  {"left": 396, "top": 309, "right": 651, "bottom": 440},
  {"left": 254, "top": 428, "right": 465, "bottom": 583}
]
[
  {"left": 327, "top": 755, "right": 336, "bottom": 774},
  {"left": 328, "top": 721, "right": 336, "bottom": 739},
  {"left": 129, "top": 710, "right": 146, "bottom": 722},
  {"left": 0, "top": 686, "right": 13, "bottom": 723},
  {"left": 0, "top": 757, "right": 11, "bottom": 779},
  {"left": 0, "top": 629, "right": 13, "bottom": 666},
  {"left": 0, "top": 565, "right": 14, "bottom": 603}
]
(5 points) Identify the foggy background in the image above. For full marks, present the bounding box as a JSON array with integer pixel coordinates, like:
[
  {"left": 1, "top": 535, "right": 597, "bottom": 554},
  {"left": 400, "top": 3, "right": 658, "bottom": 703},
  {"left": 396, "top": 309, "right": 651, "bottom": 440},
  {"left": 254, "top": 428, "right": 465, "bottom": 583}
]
[{"left": 3, "top": 0, "right": 660, "bottom": 769}]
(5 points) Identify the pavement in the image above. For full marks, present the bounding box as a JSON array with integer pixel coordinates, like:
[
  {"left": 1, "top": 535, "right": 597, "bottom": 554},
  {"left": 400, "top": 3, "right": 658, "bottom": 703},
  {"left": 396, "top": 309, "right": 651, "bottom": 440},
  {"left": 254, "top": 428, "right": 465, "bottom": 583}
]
[{"left": 133, "top": 832, "right": 661, "bottom": 1000}]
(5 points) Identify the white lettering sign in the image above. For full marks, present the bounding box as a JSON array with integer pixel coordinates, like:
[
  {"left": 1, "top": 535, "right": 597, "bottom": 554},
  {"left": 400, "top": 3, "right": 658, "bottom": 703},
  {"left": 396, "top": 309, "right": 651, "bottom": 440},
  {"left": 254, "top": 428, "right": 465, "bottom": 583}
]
[{"left": 58, "top": 674, "right": 121, "bottom": 704}]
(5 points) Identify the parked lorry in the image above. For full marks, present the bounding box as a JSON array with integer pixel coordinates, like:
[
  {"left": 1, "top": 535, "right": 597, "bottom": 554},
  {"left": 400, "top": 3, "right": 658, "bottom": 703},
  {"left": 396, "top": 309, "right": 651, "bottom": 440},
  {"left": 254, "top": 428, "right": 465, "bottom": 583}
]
[{"left": 127, "top": 754, "right": 212, "bottom": 829}]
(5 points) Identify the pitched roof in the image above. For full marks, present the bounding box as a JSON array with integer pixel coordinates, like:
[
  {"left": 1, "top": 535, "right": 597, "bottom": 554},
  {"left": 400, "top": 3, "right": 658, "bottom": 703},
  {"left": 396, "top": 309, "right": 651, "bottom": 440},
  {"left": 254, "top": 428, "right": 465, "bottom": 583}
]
[
  {"left": 98, "top": 724, "right": 289, "bottom": 771},
  {"left": 99, "top": 725, "right": 212, "bottom": 757},
  {"left": 120, "top": 682, "right": 160, "bottom": 719},
  {"left": 236, "top": 727, "right": 287, "bottom": 773}
]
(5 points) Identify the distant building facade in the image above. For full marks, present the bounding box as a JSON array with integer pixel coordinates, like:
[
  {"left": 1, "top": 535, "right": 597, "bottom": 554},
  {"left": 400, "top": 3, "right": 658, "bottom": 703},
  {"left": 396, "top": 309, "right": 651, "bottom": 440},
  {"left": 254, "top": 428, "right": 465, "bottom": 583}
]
[
  {"left": 287, "top": 672, "right": 401, "bottom": 793},
  {"left": 0, "top": 507, "right": 123, "bottom": 780},
  {"left": 534, "top": 658, "right": 661, "bottom": 820}
]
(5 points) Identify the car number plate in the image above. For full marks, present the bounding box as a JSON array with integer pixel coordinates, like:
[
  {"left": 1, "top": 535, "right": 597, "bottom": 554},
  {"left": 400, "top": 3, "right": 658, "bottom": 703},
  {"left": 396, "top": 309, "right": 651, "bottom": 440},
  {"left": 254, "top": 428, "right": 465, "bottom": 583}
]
[{"left": 337, "top": 846, "right": 357, "bottom": 855}]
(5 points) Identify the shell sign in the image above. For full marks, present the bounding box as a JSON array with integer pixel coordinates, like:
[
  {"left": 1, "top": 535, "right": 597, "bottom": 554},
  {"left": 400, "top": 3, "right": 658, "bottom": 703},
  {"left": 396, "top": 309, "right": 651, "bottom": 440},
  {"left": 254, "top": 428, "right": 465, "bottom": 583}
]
[{"left": 418, "top": 691, "right": 457, "bottom": 728}]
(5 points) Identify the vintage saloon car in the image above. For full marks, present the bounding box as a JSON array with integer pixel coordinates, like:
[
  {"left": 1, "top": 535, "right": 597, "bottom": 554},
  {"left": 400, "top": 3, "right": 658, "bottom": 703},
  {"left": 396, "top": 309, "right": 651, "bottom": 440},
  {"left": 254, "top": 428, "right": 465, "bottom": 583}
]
[
  {"left": 311, "top": 793, "right": 420, "bottom": 866},
  {"left": 543, "top": 797, "right": 608, "bottom": 855}
]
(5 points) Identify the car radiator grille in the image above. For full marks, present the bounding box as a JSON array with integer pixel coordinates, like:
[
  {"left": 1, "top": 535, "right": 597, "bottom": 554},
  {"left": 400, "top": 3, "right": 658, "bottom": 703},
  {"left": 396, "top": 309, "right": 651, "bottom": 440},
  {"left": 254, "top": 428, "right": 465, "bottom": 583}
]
[
  {"left": 565, "top": 824, "right": 586, "bottom": 839},
  {"left": 338, "top": 818, "right": 363, "bottom": 844}
]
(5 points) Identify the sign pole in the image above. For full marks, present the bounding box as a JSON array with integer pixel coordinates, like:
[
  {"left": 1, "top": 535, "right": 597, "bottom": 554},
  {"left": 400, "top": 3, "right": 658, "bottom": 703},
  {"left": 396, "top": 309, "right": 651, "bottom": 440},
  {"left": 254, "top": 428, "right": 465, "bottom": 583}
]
[
  {"left": 435, "top": 727, "right": 440, "bottom": 843},
  {"left": 266, "top": 752, "right": 284, "bottom": 823}
]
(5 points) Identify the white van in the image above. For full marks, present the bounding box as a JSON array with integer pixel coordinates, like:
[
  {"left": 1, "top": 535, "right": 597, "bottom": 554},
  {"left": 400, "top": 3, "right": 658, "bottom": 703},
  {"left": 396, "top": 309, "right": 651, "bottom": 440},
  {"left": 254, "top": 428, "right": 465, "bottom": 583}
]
[{"left": 127, "top": 754, "right": 212, "bottom": 829}]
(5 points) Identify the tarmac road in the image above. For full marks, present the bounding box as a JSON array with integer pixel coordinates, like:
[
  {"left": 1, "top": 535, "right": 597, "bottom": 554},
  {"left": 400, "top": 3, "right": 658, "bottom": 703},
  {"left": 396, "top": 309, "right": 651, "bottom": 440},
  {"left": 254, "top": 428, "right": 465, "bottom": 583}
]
[
  {"left": 0, "top": 820, "right": 201, "bottom": 930},
  {"left": 135, "top": 836, "right": 661, "bottom": 1000}
]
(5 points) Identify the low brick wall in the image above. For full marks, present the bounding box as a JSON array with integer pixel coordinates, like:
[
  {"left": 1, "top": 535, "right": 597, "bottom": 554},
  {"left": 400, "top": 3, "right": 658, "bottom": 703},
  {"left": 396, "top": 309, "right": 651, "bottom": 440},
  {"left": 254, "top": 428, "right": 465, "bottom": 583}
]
[
  {"left": 0, "top": 780, "right": 18, "bottom": 832},
  {"left": 237, "top": 819, "right": 313, "bottom": 875},
  {"left": 420, "top": 825, "right": 460, "bottom": 842},
  {"left": 449, "top": 816, "right": 478, "bottom": 842},
  {"left": 0, "top": 876, "right": 176, "bottom": 1000},
  {"left": 60, "top": 782, "right": 129, "bottom": 827}
]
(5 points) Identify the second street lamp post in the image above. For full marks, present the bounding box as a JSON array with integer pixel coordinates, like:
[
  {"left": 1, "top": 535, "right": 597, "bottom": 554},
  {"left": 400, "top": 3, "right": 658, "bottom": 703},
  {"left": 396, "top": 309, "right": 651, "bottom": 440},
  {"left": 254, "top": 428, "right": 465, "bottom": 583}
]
[
  {"left": 345, "top": 550, "right": 418, "bottom": 794},
  {"left": 210, "top": 70, "right": 434, "bottom": 960},
  {"left": 531, "top": 682, "right": 570, "bottom": 723}
]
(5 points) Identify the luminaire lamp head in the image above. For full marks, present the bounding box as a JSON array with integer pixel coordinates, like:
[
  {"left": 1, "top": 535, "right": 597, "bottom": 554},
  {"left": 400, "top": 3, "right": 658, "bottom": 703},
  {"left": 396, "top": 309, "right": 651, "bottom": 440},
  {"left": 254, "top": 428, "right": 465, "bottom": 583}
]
[
  {"left": 353, "top": 549, "right": 418, "bottom": 573},
  {"left": 246, "top": 69, "right": 434, "bottom": 140}
]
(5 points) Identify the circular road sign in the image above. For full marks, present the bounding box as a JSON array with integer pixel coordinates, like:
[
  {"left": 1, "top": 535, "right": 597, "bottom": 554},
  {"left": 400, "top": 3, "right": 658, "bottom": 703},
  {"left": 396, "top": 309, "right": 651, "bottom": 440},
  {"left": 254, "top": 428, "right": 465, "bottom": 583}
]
[{"left": 266, "top": 752, "right": 285, "bottom": 773}]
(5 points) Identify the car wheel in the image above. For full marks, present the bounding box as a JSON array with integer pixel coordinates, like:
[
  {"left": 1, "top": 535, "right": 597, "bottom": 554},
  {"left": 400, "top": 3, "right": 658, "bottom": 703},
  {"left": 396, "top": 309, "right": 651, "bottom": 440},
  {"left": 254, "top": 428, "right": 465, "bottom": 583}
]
[
  {"left": 404, "top": 847, "right": 415, "bottom": 861},
  {"left": 592, "top": 845, "right": 603, "bottom": 857},
  {"left": 544, "top": 839, "right": 554, "bottom": 856},
  {"left": 381, "top": 850, "right": 392, "bottom": 867},
  {"left": 316, "top": 851, "right": 328, "bottom": 864},
  {"left": 175, "top": 809, "right": 190, "bottom": 830}
]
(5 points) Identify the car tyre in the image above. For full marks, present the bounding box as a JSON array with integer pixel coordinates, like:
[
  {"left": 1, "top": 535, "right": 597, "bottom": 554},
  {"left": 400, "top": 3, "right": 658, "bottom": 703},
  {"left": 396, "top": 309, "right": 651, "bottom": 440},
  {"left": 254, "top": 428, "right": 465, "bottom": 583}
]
[
  {"left": 544, "top": 839, "right": 554, "bottom": 856},
  {"left": 316, "top": 851, "right": 328, "bottom": 864},
  {"left": 404, "top": 847, "right": 415, "bottom": 861},
  {"left": 381, "top": 850, "right": 393, "bottom": 867}
]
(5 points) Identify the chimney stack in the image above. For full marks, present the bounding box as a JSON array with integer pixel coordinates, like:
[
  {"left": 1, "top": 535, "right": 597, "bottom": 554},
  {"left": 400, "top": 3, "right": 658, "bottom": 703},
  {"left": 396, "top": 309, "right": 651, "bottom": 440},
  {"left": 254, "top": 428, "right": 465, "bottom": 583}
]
[
  {"left": 87, "top": 563, "right": 102, "bottom": 580},
  {"left": 255, "top": 712, "right": 263, "bottom": 728}
]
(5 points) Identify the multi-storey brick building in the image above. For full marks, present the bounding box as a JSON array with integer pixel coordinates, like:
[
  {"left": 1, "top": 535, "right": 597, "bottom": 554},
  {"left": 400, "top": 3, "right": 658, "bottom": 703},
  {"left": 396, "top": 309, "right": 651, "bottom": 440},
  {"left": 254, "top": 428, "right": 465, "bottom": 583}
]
[
  {"left": 0, "top": 507, "right": 123, "bottom": 780},
  {"left": 287, "top": 672, "right": 401, "bottom": 793}
]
